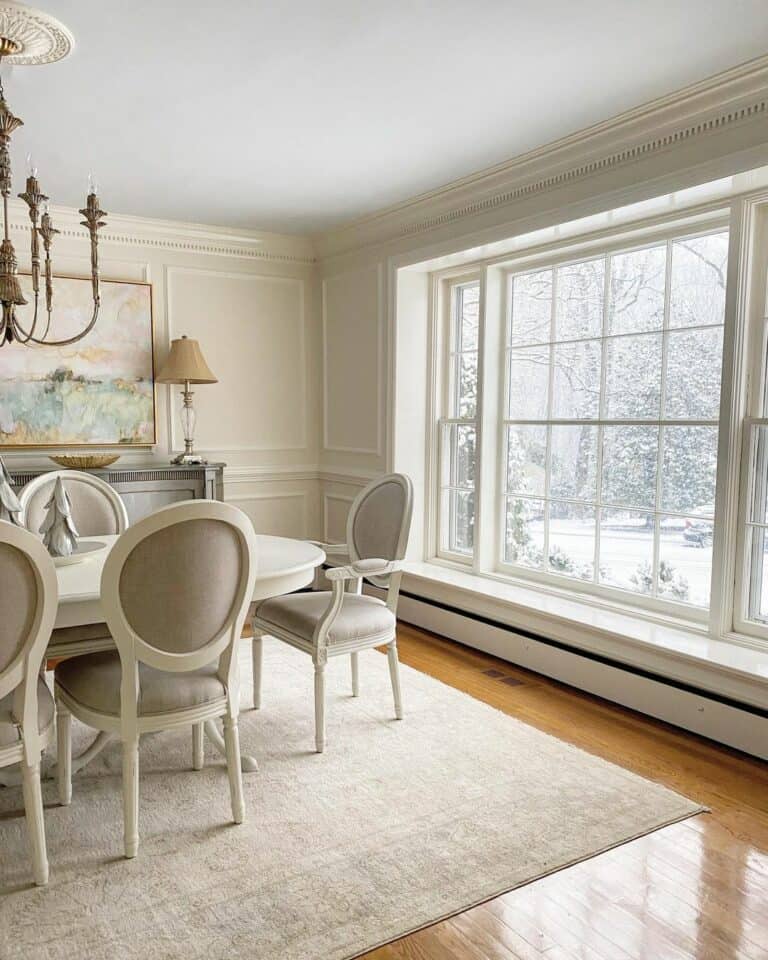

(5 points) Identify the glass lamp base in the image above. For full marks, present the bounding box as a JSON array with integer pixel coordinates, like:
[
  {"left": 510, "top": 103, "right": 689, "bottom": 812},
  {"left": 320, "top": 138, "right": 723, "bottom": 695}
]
[{"left": 170, "top": 452, "right": 207, "bottom": 465}]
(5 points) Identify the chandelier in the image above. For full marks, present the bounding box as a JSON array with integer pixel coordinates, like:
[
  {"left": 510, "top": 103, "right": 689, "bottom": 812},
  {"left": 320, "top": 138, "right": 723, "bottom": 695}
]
[{"left": 0, "top": 3, "right": 105, "bottom": 347}]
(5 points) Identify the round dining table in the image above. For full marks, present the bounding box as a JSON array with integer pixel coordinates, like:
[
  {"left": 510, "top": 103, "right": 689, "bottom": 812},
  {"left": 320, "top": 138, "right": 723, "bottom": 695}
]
[{"left": 50, "top": 532, "right": 325, "bottom": 775}]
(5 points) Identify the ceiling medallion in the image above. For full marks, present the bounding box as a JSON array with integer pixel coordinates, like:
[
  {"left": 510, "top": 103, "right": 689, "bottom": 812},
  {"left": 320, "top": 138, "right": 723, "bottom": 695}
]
[
  {"left": 0, "top": 3, "right": 105, "bottom": 347},
  {"left": 0, "top": 2, "right": 74, "bottom": 65}
]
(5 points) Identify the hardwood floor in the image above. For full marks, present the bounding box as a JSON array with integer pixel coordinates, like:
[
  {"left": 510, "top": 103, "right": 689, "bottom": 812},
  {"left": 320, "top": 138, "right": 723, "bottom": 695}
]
[{"left": 362, "top": 622, "right": 768, "bottom": 960}]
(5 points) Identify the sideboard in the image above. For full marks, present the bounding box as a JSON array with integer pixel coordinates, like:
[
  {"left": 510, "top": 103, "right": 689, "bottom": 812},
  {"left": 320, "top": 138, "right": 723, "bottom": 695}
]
[{"left": 9, "top": 462, "right": 225, "bottom": 526}]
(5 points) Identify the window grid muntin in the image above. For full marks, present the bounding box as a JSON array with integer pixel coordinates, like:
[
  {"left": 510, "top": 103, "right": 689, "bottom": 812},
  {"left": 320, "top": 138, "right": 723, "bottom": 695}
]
[
  {"left": 501, "top": 229, "right": 726, "bottom": 608},
  {"left": 439, "top": 280, "right": 480, "bottom": 559}
]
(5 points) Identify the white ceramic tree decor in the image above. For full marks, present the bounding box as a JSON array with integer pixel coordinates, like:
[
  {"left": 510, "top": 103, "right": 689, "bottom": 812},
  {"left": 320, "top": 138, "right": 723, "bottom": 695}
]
[
  {"left": 0, "top": 455, "right": 22, "bottom": 525},
  {"left": 40, "top": 477, "right": 79, "bottom": 557}
]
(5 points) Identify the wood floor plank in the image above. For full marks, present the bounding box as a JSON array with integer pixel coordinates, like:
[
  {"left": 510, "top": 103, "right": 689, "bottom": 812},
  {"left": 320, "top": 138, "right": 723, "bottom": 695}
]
[{"left": 358, "top": 623, "right": 768, "bottom": 960}]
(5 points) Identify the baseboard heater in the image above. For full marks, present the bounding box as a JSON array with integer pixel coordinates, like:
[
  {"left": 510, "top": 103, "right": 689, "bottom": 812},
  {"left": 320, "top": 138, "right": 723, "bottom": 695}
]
[{"left": 394, "top": 588, "right": 768, "bottom": 761}]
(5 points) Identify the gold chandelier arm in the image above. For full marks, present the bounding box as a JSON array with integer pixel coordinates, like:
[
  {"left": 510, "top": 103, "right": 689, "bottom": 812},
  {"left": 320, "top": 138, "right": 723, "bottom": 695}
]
[
  {"left": 8, "top": 291, "right": 40, "bottom": 344},
  {"left": 12, "top": 299, "right": 99, "bottom": 347}
]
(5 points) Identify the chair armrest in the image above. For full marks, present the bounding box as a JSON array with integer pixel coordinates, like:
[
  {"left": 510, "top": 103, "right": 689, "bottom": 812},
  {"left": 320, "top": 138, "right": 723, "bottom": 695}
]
[{"left": 326, "top": 558, "right": 404, "bottom": 581}]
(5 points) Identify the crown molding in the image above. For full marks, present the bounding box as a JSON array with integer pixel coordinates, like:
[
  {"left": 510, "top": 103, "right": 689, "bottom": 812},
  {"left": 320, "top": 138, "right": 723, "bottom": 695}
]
[
  {"left": 314, "top": 54, "right": 768, "bottom": 261},
  {"left": 6, "top": 200, "right": 317, "bottom": 266}
]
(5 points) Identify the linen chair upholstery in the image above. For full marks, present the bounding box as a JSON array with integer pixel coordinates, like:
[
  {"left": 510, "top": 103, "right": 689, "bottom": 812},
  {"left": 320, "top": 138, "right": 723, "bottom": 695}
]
[
  {"left": 19, "top": 470, "right": 129, "bottom": 655},
  {"left": 54, "top": 500, "right": 257, "bottom": 859},
  {"left": 252, "top": 472, "right": 413, "bottom": 752},
  {"left": 19, "top": 470, "right": 128, "bottom": 537},
  {"left": 0, "top": 523, "right": 58, "bottom": 885}
]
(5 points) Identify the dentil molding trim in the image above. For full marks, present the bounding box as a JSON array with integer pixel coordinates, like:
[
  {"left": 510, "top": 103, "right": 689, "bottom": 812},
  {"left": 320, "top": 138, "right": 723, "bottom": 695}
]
[
  {"left": 315, "top": 54, "right": 768, "bottom": 260},
  {"left": 6, "top": 201, "right": 316, "bottom": 266}
]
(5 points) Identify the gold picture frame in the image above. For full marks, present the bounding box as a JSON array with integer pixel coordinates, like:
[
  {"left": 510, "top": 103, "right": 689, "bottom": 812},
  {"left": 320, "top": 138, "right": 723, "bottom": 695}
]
[{"left": 0, "top": 275, "right": 156, "bottom": 449}]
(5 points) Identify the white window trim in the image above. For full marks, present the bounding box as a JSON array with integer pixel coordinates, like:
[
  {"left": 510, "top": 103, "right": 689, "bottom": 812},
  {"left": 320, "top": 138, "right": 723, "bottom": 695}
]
[
  {"left": 426, "top": 201, "right": 768, "bottom": 644},
  {"left": 433, "top": 271, "right": 482, "bottom": 565}
]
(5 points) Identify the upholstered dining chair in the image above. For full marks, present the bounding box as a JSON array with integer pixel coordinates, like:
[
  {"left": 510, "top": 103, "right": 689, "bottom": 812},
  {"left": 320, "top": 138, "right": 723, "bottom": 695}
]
[
  {"left": 54, "top": 499, "right": 257, "bottom": 859},
  {"left": 19, "top": 470, "right": 129, "bottom": 537},
  {"left": 252, "top": 473, "right": 413, "bottom": 753},
  {"left": 0, "top": 522, "right": 58, "bottom": 885},
  {"left": 19, "top": 470, "right": 129, "bottom": 658}
]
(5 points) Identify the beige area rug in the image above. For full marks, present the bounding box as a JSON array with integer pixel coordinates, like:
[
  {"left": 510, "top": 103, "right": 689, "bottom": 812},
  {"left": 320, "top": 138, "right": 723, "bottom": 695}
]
[{"left": 0, "top": 639, "right": 702, "bottom": 960}]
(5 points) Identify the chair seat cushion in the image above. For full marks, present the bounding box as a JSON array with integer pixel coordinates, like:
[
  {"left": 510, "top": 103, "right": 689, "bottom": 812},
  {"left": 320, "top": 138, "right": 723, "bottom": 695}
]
[
  {"left": 55, "top": 652, "right": 226, "bottom": 718},
  {"left": 254, "top": 592, "right": 396, "bottom": 645},
  {"left": 0, "top": 678, "right": 54, "bottom": 747}
]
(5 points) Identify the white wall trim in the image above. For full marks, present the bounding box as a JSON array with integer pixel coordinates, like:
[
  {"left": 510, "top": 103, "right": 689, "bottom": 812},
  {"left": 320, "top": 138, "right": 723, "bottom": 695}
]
[
  {"left": 164, "top": 265, "right": 309, "bottom": 456},
  {"left": 225, "top": 491, "right": 308, "bottom": 505},
  {"left": 318, "top": 467, "right": 379, "bottom": 485},
  {"left": 323, "top": 492, "right": 356, "bottom": 542},
  {"left": 7, "top": 200, "right": 316, "bottom": 265},
  {"left": 225, "top": 490, "right": 310, "bottom": 538},
  {"left": 397, "top": 592, "right": 767, "bottom": 760},
  {"left": 223, "top": 465, "right": 380, "bottom": 486},
  {"left": 315, "top": 54, "right": 768, "bottom": 259},
  {"left": 224, "top": 465, "right": 320, "bottom": 484}
]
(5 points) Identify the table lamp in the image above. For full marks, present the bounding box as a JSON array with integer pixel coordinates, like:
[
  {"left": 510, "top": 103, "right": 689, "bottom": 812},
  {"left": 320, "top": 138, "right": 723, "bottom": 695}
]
[{"left": 155, "top": 335, "right": 218, "bottom": 464}]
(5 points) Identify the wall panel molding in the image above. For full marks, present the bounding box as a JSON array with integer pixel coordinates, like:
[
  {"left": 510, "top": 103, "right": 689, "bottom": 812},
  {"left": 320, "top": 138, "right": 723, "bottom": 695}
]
[
  {"left": 321, "top": 263, "right": 384, "bottom": 456},
  {"left": 165, "top": 265, "right": 309, "bottom": 457},
  {"left": 323, "top": 492, "right": 356, "bottom": 542},
  {"left": 226, "top": 491, "right": 310, "bottom": 538}
]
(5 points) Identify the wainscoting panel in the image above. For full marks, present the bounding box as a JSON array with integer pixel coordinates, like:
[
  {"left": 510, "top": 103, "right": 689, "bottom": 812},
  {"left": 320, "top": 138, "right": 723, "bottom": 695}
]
[
  {"left": 166, "top": 266, "right": 308, "bottom": 457},
  {"left": 321, "top": 263, "right": 383, "bottom": 459},
  {"left": 322, "top": 492, "right": 356, "bottom": 543},
  {"left": 227, "top": 491, "right": 310, "bottom": 539}
]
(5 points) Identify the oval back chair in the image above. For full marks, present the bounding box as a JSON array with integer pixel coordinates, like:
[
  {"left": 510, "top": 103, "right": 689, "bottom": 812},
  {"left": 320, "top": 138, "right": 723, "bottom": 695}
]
[
  {"left": 20, "top": 470, "right": 129, "bottom": 656},
  {"left": 19, "top": 470, "right": 128, "bottom": 538},
  {"left": 252, "top": 472, "right": 413, "bottom": 752},
  {"left": 0, "top": 521, "right": 58, "bottom": 885},
  {"left": 54, "top": 499, "right": 257, "bottom": 859}
]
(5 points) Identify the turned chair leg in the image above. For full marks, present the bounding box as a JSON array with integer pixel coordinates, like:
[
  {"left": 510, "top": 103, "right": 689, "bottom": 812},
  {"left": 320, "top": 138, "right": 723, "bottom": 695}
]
[
  {"left": 314, "top": 660, "right": 326, "bottom": 753},
  {"left": 387, "top": 640, "right": 403, "bottom": 720},
  {"left": 192, "top": 723, "right": 204, "bottom": 770},
  {"left": 56, "top": 699, "right": 72, "bottom": 806},
  {"left": 21, "top": 759, "right": 48, "bottom": 886},
  {"left": 223, "top": 715, "right": 245, "bottom": 824},
  {"left": 252, "top": 634, "right": 263, "bottom": 710},
  {"left": 122, "top": 736, "right": 140, "bottom": 859},
  {"left": 351, "top": 652, "right": 360, "bottom": 697}
]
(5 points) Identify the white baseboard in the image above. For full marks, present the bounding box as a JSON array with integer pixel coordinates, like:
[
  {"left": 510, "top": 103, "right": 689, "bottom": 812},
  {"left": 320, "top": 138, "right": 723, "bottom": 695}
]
[{"left": 396, "top": 593, "right": 768, "bottom": 761}]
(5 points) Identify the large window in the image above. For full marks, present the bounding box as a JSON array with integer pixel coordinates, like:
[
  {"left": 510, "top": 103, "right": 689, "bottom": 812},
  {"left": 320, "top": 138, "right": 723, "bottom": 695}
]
[
  {"left": 438, "top": 280, "right": 479, "bottom": 558},
  {"left": 737, "top": 255, "right": 768, "bottom": 638},
  {"left": 502, "top": 231, "right": 728, "bottom": 610},
  {"left": 434, "top": 224, "right": 730, "bottom": 618}
]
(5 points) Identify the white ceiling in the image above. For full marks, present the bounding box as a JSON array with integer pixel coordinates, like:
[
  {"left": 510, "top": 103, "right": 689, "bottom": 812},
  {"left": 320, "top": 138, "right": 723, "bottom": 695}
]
[{"left": 5, "top": 0, "right": 768, "bottom": 234}]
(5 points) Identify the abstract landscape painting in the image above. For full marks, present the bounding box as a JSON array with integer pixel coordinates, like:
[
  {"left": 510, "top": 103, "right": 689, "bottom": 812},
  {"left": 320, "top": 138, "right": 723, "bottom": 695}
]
[{"left": 0, "top": 277, "right": 155, "bottom": 447}]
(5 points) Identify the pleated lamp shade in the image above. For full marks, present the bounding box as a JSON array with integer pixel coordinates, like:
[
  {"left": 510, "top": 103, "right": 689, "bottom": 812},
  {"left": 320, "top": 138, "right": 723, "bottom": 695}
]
[{"left": 156, "top": 335, "right": 217, "bottom": 384}]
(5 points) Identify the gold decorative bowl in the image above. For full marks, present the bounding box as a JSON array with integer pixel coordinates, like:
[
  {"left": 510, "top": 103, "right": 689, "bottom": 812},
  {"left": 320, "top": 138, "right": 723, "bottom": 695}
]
[{"left": 49, "top": 454, "right": 120, "bottom": 470}]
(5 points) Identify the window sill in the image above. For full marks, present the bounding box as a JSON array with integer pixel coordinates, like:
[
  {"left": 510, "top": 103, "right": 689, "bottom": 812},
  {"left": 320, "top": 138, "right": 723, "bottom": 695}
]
[{"left": 399, "top": 560, "right": 768, "bottom": 710}]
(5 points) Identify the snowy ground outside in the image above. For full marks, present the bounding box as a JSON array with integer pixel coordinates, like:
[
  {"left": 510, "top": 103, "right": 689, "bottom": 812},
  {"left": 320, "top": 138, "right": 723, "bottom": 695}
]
[{"left": 536, "top": 518, "right": 713, "bottom": 607}]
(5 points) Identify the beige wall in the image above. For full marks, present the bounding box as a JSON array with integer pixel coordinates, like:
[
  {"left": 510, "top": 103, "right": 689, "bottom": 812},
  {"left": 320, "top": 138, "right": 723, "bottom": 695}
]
[{"left": 1, "top": 204, "right": 322, "bottom": 540}]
